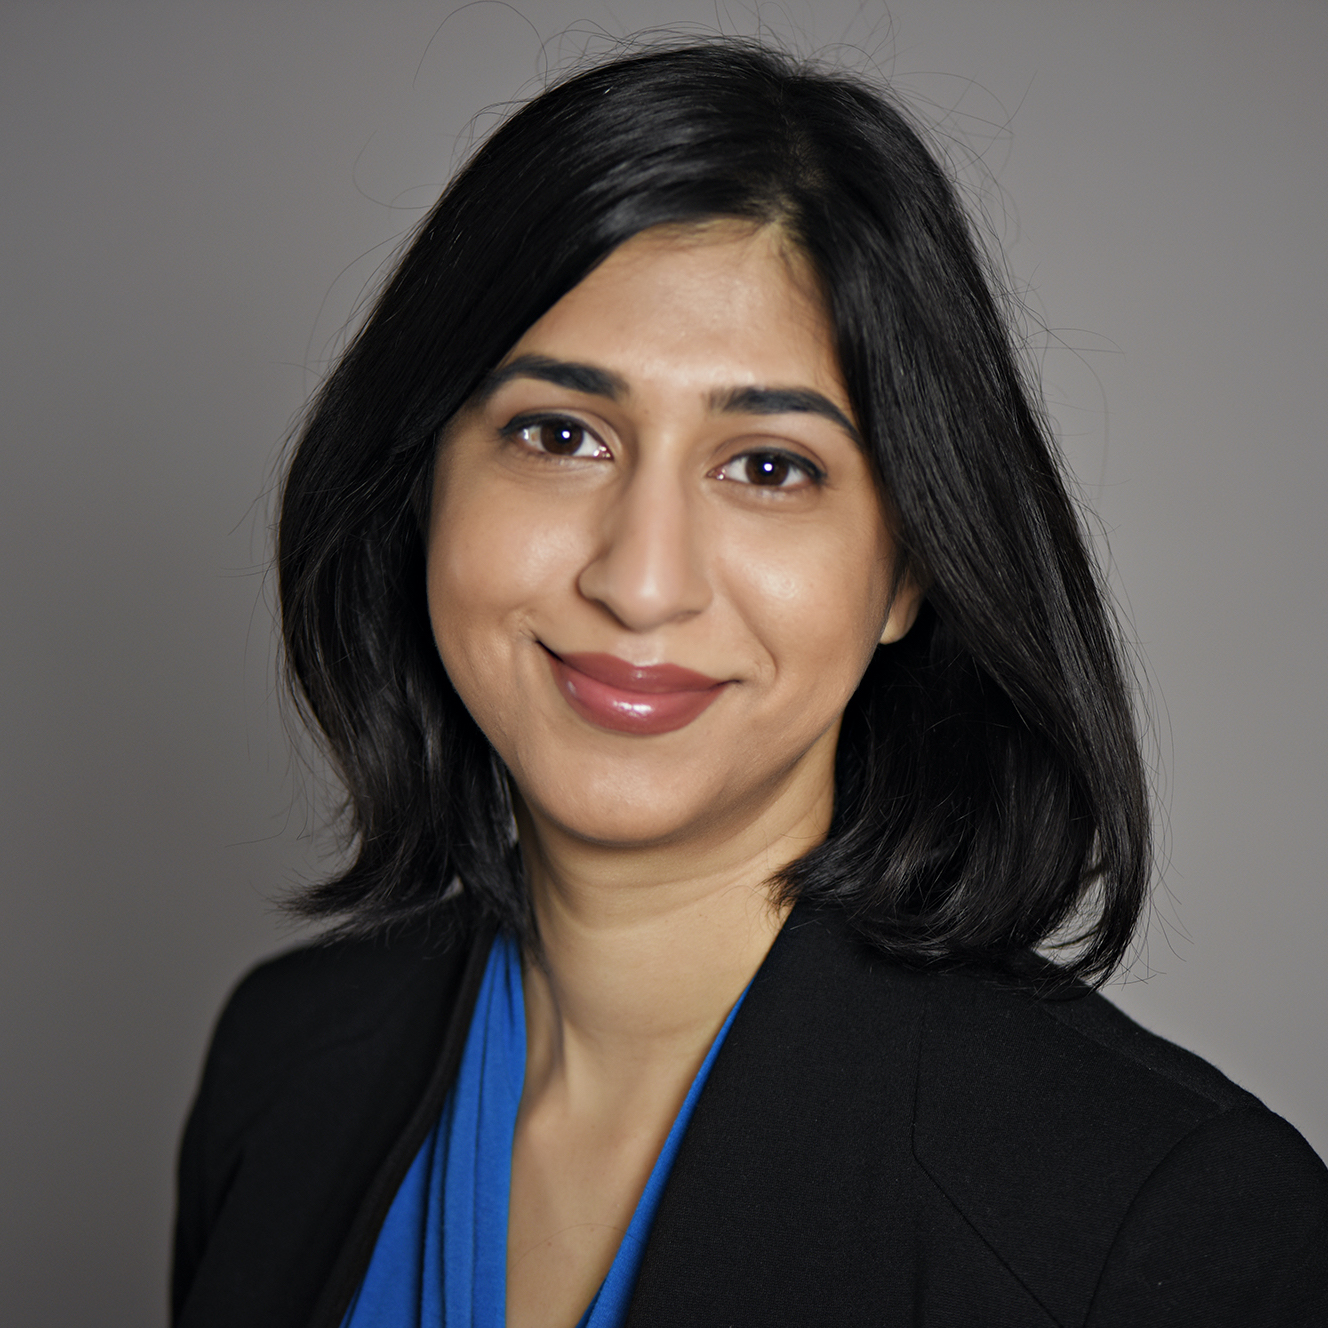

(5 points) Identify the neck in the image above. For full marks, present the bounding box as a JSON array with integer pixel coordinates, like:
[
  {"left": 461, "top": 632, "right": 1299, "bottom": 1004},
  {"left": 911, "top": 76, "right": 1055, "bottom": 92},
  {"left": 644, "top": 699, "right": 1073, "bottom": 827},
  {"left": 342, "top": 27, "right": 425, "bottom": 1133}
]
[{"left": 515, "top": 768, "right": 831, "bottom": 1103}]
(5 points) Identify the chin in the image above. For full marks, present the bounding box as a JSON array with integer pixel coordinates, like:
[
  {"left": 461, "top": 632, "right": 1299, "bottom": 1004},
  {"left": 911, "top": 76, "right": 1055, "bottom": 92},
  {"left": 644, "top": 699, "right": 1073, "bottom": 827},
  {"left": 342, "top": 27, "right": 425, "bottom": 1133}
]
[
  {"left": 526, "top": 771, "right": 724, "bottom": 851},
  {"left": 513, "top": 730, "right": 824, "bottom": 860}
]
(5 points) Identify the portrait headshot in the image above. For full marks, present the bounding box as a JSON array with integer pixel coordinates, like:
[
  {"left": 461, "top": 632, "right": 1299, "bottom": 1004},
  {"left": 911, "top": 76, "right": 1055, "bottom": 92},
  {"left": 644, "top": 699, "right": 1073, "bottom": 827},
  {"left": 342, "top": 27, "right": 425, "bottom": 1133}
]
[{"left": 2, "top": 3, "right": 1326, "bottom": 1325}]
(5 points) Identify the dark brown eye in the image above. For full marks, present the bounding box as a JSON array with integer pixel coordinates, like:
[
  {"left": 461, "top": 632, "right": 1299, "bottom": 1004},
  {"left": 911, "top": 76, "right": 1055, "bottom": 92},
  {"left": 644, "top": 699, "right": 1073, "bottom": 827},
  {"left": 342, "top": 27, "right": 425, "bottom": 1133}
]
[
  {"left": 744, "top": 453, "right": 792, "bottom": 486},
  {"left": 538, "top": 420, "right": 587, "bottom": 455},
  {"left": 712, "top": 449, "right": 824, "bottom": 489}
]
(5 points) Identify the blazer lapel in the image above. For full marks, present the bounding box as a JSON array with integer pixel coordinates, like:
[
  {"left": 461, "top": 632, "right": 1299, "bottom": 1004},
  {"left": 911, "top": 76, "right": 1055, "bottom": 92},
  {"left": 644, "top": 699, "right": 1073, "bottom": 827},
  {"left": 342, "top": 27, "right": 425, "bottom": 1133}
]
[
  {"left": 623, "top": 904, "right": 929, "bottom": 1325},
  {"left": 305, "top": 919, "right": 497, "bottom": 1328},
  {"left": 175, "top": 918, "right": 494, "bottom": 1328}
]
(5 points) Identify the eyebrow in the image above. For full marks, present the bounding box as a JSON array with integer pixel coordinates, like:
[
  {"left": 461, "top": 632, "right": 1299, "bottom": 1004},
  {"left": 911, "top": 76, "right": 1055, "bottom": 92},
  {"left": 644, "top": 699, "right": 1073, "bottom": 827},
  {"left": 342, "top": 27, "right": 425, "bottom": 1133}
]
[
  {"left": 709, "top": 385, "right": 861, "bottom": 445},
  {"left": 475, "top": 354, "right": 628, "bottom": 402},
  {"left": 476, "top": 353, "right": 860, "bottom": 444}
]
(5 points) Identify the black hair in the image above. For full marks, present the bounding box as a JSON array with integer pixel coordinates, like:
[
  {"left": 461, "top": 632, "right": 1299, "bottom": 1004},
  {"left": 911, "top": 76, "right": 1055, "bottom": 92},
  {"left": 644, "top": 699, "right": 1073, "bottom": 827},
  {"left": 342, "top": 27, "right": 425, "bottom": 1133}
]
[{"left": 278, "top": 39, "right": 1149, "bottom": 985}]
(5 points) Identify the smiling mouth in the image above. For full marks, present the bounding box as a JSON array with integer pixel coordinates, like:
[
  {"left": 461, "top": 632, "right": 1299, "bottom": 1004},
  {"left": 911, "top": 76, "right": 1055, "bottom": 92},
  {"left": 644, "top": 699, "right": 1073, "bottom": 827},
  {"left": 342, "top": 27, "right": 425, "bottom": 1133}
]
[{"left": 543, "top": 648, "right": 728, "bottom": 735}]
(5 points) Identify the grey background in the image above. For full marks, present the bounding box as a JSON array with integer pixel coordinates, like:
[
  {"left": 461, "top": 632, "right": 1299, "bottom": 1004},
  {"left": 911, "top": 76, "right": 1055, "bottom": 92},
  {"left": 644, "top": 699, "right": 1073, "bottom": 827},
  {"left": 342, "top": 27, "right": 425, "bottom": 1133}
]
[{"left": 2, "top": 1, "right": 1324, "bottom": 1323}]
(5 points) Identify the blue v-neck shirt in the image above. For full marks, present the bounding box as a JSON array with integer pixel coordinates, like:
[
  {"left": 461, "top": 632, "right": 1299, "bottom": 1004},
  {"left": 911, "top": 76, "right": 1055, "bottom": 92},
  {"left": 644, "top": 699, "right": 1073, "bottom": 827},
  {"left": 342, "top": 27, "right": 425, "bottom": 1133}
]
[{"left": 341, "top": 931, "right": 747, "bottom": 1328}]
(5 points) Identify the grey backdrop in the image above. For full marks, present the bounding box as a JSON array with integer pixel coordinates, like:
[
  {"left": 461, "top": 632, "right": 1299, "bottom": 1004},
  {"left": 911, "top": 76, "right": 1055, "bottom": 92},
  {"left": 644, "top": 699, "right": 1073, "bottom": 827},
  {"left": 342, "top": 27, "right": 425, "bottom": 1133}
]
[{"left": 3, "top": 2, "right": 1325, "bottom": 1324}]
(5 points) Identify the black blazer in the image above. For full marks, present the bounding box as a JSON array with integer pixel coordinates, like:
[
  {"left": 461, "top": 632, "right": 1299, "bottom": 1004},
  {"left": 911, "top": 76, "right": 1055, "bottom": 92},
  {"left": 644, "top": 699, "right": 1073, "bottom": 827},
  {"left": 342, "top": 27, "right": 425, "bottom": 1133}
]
[{"left": 173, "top": 903, "right": 1328, "bottom": 1327}]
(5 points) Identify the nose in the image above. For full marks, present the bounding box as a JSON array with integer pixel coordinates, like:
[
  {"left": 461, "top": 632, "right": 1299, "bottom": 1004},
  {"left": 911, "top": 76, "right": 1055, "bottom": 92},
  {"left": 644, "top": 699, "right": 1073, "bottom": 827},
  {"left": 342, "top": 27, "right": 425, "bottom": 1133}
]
[{"left": 576, "top": 457, "right": 712, "bottom": 632}]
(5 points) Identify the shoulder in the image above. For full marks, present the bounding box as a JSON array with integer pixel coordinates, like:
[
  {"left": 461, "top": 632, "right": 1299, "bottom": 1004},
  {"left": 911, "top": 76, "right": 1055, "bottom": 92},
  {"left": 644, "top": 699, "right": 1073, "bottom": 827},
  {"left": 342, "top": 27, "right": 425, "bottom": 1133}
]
[
  {"left": 198, "top": 909, "right": 473, "bottom": 1130},
  {"left": 209, "top": 910, "right": 475, "bottom": 1054},
  {"left": 780, "top": 904, "right": 1272, "bottom": 1129},
  {"left": 917, "top": 960, "right": 1263, "bottom": 1133},
  {"left": 766, "top": 907, "right": 1327, "bottom": 1321},
  {"left": 173, "top": 905, "right": 484, "bottom": 1324},
  {"left": 910, "top": 961, "right": 1328, "bottom": 1324}
]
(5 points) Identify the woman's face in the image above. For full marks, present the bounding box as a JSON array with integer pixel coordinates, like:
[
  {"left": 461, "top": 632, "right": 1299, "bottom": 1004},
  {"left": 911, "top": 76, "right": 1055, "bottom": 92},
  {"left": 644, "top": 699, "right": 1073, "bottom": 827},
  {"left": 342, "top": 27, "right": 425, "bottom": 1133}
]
[{"left": 427, "top": 223, "right": 919, "bottom": 854}]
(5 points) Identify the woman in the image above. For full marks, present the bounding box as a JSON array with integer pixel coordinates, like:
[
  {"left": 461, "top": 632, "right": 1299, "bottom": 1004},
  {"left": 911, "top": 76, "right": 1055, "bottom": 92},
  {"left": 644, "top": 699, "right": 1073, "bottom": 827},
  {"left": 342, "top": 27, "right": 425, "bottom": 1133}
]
[{"left": 172, "top": 40, "right": 1328, "bottom": 1328}]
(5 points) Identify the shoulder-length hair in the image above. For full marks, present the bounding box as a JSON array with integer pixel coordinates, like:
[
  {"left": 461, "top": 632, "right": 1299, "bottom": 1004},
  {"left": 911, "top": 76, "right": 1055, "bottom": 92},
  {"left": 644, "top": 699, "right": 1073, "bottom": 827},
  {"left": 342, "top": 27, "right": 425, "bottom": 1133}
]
[{"left": 279, "top": 39, "right": 1149, "bottom": 984}]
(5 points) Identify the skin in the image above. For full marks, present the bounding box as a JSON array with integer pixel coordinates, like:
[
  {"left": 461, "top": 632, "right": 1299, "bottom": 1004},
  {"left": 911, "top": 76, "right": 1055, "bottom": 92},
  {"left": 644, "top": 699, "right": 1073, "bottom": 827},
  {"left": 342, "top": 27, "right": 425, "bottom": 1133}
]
[{"left": 426, "top": 221, "right": 922, "bottom": 1328}]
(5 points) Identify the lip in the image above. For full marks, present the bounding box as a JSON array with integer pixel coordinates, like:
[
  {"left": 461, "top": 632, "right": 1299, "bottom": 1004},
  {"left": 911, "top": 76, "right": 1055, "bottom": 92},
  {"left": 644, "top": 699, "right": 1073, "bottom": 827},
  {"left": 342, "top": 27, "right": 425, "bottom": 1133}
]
[{"left": 544, "top": 649, "right": 728, "bottom": 735}]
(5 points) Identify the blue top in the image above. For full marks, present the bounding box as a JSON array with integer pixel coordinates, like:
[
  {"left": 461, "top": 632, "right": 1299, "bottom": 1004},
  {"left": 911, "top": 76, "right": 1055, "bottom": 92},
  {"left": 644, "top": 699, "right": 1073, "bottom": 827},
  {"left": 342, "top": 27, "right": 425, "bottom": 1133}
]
[{"left": 341, "top": 931, "right": 747, "bottom": 1328}]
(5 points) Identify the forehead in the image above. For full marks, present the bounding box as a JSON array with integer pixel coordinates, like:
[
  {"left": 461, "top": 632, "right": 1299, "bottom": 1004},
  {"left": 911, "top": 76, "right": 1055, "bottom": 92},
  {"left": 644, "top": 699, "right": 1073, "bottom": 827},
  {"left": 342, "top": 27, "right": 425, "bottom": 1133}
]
[{"left": 504, "top": 222, "right": 849, "bottom": 412}]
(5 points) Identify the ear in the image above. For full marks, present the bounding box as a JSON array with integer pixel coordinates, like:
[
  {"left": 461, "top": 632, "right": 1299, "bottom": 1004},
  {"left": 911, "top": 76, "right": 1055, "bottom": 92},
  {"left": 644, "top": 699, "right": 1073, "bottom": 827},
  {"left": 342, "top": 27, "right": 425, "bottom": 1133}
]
[{"left": 879, "top": 575, "right": 925, "bottom": 646}]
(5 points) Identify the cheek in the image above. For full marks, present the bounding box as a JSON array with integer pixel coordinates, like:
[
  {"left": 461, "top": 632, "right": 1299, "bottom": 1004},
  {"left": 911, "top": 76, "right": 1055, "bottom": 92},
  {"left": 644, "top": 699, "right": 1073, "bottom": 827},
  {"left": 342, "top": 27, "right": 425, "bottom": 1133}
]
[
  {"left": 728, "top": 516, "right": 894, "bottom": 689},
  {"left": 426, "top": 473, "right": 508, "bottom": 678},
  {"left": 425, "top": 476, "right": 583, "bottom": 674},
  {"left": 426, "top": 528, "right": 503, "bottom": 662}
]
